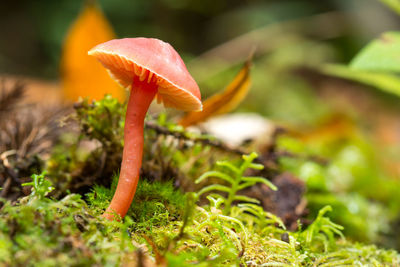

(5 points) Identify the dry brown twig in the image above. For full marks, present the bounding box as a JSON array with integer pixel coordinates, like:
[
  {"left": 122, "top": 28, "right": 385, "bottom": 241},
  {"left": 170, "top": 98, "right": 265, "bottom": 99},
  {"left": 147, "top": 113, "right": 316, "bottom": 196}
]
[{"left": 145, "top": 121, "right": 247, "bottom": 155}]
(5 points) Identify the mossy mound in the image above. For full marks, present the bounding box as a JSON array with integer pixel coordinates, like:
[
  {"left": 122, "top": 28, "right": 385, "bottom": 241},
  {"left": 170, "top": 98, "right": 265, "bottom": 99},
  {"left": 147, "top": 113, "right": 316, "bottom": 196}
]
[{"left": 0, "top": 173, "right": 399, "bottom": 266}]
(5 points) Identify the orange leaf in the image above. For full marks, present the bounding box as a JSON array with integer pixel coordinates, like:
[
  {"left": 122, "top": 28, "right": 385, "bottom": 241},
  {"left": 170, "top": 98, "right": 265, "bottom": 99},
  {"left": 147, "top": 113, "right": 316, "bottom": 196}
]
[
  {"left": 61, "top": 2, "right": 126, "bottom": 102},
  {"left": 178, "top": 59, "right": 252, "bottom": 127}
]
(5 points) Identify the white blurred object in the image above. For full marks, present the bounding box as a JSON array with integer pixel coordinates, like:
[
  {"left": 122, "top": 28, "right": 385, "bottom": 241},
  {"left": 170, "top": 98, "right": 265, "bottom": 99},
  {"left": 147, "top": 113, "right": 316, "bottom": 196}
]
[{"left": 199, "top": 113, "right": 275, "bottom": 146}]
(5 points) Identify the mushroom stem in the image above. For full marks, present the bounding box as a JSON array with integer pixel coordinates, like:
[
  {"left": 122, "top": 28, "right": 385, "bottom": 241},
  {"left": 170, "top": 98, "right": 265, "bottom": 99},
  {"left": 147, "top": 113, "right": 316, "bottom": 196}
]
[{"left": 103, "top": 78, "right": 157, "bottom": 220}]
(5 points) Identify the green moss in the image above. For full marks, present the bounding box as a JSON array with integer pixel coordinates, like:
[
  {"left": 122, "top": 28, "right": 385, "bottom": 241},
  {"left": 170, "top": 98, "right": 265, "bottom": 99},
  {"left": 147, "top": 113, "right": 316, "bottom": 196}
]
[
  {"left": 0, "top": 193, "right": 135, "bottom": 265},
  {"left": 0, "top": 171, "right": 399, "bottom": 266},
  {"left": 87, "top": 175, "right": 186, "bottom": 231},
  {"left": 2, "top": 95, "right": 400, "bottom": 265}
]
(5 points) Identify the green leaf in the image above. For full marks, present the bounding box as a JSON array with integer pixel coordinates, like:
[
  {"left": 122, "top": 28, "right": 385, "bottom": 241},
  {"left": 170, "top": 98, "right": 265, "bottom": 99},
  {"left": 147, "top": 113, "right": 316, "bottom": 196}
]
[
  {"left": 380, "top": 0, "right": 400, "bottom": 15},
  {"left": 350, "top": 32, "right": 400, "bottom": 72},
  {"left": 248, "top": 163, "right": 264, "bottom": 170},
  {"left": 218, "top": 214, "right": 248, "bottom": 239},
  {"left": 195, "top": 171, "right": 235, "bottom": 185},
  {"left": 241, "top": 176, "right": 278, "bottom": 191},
  {"left": 197, "top": 184, "right": 232, "bottom": 197},
  {"left": 242, "top": 152, "right": 258, "bottom": 162},
  {"left": 322, "top": 64, "right": 400, "bottom": 97},
  {"left": 206, "top": 195, "right": 225, "bottom": 209},
  {"left": 216, "top": 161, "right": 240, "bottom": 174},
  {"left": 22, "top": 171, "right": 54, "bottom": 200},
  {"left": 237, "top": 182, "right": 257, "bottom": 191},
  {"left": 233, "top": 195, "right": 260, "bottom": 204}
]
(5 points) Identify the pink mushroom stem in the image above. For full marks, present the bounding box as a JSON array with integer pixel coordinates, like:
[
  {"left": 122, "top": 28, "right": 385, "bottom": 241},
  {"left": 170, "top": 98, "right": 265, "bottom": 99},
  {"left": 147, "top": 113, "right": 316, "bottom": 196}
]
[
  {"left": 103, "top": 77, "right": 158, "bottom": 220},
  {"left": 89, "top": 38, "right": 202, "bottom": 220}
]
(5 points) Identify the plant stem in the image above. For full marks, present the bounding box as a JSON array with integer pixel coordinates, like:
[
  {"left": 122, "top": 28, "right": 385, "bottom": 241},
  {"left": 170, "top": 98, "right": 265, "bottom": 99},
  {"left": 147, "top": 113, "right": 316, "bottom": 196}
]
[{"left": 223, "top": 174, "right": 239, "bottom": 215}]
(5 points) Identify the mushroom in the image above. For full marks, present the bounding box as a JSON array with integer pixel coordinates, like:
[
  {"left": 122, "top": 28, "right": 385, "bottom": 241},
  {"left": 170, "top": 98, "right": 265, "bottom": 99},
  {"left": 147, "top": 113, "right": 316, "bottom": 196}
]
[{"left": 88, "top": 38, "right": 202, "bottom": 220}]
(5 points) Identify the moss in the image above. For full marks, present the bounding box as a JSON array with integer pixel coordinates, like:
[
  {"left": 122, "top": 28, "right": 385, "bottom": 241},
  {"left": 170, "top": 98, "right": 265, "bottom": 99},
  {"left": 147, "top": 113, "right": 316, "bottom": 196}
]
[
  {"left": 0, "top": 193, "right": 135, "bottom": 266},
  {"left": 0, "top": 172, "right": 399, "bottom": 266},
  {"left": 3, "top": 95, "right": 400, "bottom": 265},
  {"left": 87, "top": 175, "right": 186, "bottom": 231}
]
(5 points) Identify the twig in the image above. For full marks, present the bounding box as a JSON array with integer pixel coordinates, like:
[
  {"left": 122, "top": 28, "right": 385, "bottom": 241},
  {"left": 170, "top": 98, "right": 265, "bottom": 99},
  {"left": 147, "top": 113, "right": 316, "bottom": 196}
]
[
  {"left": 0, "top": 178, "right": 11, "bottom": 198},
  {"left": 0, "top": 150, "right": 20, "bottom": 183},
  {"left": 145, "top": 121, "right": 247, "bottom": 155},
  {"left": 145, "top": 122, "right": 328, "bottom": 165}
]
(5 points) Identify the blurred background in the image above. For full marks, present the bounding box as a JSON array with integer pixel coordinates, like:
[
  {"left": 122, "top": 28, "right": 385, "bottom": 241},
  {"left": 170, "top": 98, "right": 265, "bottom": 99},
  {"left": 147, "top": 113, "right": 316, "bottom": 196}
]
[
  {"left": 2, "top": 0, "right": 400, "bottom": 250},
  {"left": 1, "top": 0, "right": 398, "bottom": 78},
  {"left": 2, "top": 0, "right": 400, "bottom": 141}
]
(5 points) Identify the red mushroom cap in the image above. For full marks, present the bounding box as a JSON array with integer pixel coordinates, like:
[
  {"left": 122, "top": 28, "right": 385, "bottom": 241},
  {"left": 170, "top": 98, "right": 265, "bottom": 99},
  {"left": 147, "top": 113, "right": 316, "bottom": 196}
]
[{"left": 88, "top": 38, "right": 202, "bottom": 111}]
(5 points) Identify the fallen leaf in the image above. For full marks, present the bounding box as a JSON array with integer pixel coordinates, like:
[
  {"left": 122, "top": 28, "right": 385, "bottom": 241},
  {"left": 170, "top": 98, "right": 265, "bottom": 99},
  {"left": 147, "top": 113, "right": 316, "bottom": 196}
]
[
  {"left": 178, "top": 59, "right": 252, "bottom": 127},
  {"left": 61, "top": 1, "right": 126, "bottom": 102},
  {"left": 294, "top": 114, "right": 355, "bottom": 143}
]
